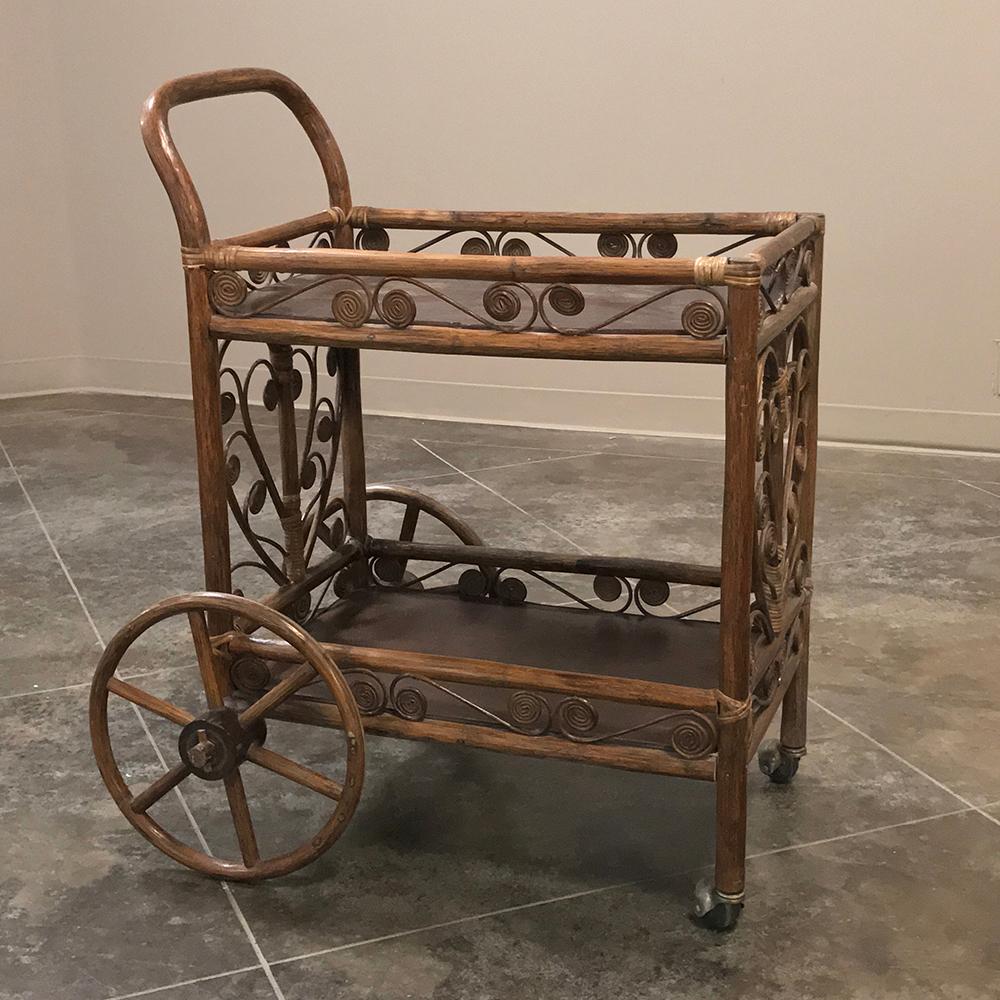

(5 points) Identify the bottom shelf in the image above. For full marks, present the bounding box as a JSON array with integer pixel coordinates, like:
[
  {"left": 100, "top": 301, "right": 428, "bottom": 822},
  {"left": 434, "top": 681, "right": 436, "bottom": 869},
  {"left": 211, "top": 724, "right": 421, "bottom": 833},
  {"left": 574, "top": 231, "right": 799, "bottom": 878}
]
[{"left": 292, "top": 588, "right": 723, "bottom": 770}]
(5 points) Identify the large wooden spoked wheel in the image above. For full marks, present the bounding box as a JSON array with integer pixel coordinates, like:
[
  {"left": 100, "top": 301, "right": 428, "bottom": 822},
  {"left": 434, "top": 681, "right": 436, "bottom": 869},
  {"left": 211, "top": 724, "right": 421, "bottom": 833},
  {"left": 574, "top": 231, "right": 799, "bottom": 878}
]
[{"left": 90, "top": 592, "right": 365, "bottom": 881}]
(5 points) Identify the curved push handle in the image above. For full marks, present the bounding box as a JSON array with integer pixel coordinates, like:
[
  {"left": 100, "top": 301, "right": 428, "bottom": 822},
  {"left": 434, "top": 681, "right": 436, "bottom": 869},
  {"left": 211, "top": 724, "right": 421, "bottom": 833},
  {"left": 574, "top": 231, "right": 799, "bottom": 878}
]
[{"left": 141, "top": 67, "right": 352, "bottom": 247}]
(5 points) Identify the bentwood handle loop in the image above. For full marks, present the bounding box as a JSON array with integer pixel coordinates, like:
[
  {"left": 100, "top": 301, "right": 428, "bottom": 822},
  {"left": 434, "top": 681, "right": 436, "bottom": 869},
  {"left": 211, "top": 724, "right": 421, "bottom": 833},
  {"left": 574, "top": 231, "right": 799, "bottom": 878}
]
[{"left": 140, "top": 67, "right": 351, "bottom": 247}]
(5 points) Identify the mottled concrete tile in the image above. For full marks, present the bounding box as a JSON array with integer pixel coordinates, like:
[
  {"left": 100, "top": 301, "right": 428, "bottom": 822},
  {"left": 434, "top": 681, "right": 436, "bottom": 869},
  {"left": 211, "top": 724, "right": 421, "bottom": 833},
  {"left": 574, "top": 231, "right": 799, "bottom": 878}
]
[
  {"left": 0, "top": 509, "right": 102, "bottom": 695},
  {"left": 0, "top": 688, "right": 259, "bottom": 1000},
  {"left": 273, "top": 812, "right": 1000, "bottom": 1000},
  {"left": 473, "top": 452, "right": 723, "bottom": 565},
  {"left": 810, "top": 537, "right": 1000, "bottom": 805},
  {"left": 812, "top": 467, "right": 1000, "bottom": 567},
  {"left": 0, "top": 393, "right": 194, "bottom": 430},
  {"left": 0, "top": 466, "right": 27, "bottom": 515},
  {"left": 0, "top": 412, "right": 200, "bottom": 540}
]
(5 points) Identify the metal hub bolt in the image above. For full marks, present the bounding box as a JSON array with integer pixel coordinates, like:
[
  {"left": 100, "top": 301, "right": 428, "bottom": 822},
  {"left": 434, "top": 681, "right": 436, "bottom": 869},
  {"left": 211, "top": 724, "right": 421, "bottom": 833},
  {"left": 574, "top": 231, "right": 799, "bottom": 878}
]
[{"left": 186, "top": 729, "right": 217, "bottom": 769}]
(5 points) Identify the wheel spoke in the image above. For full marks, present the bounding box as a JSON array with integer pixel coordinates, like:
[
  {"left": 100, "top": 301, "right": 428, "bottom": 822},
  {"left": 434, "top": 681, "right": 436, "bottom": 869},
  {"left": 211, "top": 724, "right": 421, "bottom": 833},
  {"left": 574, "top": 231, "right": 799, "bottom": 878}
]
[
  {"left": 188, "top": 611, "right": 226, "bottom": 708},
  {"left": 223, "top": 770, "right": 260, "bottom": 868},
  {"left": 396, "top": 501, "right": 420, "bottom": 576},
  {"left": 246, "top": 744, "right": 343, "bottom": 800},
  {"left": 238, "top": 663, "right": 317, "bottom": 727},
  {"left": 107, "top": 677, "right": 194, "bottom": 727},
  {"left": 131, "top": 761, "right": 191, "bottom": 814}
]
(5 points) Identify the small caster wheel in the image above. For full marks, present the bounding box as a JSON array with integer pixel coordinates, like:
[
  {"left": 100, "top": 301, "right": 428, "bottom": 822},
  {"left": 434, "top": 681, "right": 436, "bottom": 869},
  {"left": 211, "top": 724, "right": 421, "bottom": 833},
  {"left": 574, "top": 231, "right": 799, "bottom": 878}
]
[
  {"left": 758, "top": 739, "right": 801, "bottom": 784},
  {"left": 692, "top": 878, "right": 743, "bottom": 931}
]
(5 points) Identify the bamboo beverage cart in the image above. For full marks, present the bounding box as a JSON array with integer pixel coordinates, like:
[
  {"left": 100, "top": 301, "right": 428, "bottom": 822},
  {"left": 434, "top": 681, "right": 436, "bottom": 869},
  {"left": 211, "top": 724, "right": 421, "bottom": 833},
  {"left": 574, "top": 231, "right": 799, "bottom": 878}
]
[{"left": 90, "top": 68, "right": 825, "bottom": 930}]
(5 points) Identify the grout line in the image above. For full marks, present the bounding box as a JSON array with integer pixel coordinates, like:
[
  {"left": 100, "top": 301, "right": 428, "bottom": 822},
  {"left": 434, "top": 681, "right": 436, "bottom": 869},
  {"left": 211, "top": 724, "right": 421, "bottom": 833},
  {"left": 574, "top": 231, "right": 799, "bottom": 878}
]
[
  {"left": 957, "top": 480, "right": 1000, "bottom": 501},
  {"left": 0, "top": 664, "right": 190, "bottom": 704},
  {"left": 0, "top": 438, "right": 287, "bottom": 1000},
  {"left": 812, "top": 532, "right": 1000, "bottom": 569},
  {"left": 268, "top": 802, "right": 974, "bottom": 968},
  {"left": 392, "top": 449, "right": 604, "bottom": 486},
  {"left": 100, "top": 965, "right": 264, "bottom": 1000},
  {"left": 412, "top": 439, "right": 587, "bottom": 552},
  {"left": 269, "top": 878, "right": 643, "bottom": 967},
  {"left": 808, "top": 698, "right": 1000, "bottom": 829},
  {"left": 743, "top": 805, "right": 976, "bottom": 862},
  {"left": 98, "top": 798, "right": 982, "bottom": 995},
  {"left": 459, "top": 450, "right": 603, "bottom": 477}
]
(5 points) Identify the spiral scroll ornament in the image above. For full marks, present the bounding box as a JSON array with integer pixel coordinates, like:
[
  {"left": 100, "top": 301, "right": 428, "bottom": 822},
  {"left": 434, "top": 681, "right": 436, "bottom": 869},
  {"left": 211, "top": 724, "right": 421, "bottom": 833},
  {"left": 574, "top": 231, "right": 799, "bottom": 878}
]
[
  {"left": 547, "top": 284, "right": 586, "bottom": 317},
  {"left": 209, "top": 271, "right": 248, "bottom": 310},
  {"left": 357, "top": 225, "right": 390, "bottom": 251},
  {"left": 556, "top": 697, "right": 599, "bottom": 739},
  {"left": 597, "top": 231, "right": 631, "bottom": 258},
  {"left": 508, "top": 691, "right": 551, "bottom": 736},
  {"left": 500, "top": 238, "right": 531, "bottom": 257},
  {"left": 593, "top": 575, "right": 624, "bottom": 603},
  {"left": 483, "top": 283, "right": 526, "bottom": 324},
  {"left": 646, "top": 231, "right": 679, "bottom": 258},
  {"left": 391, "top": 681, "right": 428, "bottom": 722},
  {"left": 669, "top": 713, "right": 717, "bottom": 759},
  {"left": 331, "top": 288, "right": 371, "bottom": 327},
  {"left": 681, "top": 299, "right": 725, "bottom": 339},
  {"left": 461, "top": 236, "right": 491, "bottom": 255},
  {"left": 345, "top": 669, "right": 388, "bottom": 716},
  {"left": 378, "top": 288, "right": 418, "bottom": 329}
]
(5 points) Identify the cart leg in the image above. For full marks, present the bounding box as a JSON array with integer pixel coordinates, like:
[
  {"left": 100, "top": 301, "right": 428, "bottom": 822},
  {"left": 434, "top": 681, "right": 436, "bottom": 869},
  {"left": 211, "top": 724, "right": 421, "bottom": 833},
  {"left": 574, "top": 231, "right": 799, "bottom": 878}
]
[
  {"left": 780, "top": 615, "right": 810, "bottom": 756},
  {"left": 694, "top": 264, "right": 758, "bottom": 931},
  {"left": 757, "top": 615, "right": 810, "bottom": 785},
  {"left": 694, "top": 717, "right": 748, "bottom": 930}
]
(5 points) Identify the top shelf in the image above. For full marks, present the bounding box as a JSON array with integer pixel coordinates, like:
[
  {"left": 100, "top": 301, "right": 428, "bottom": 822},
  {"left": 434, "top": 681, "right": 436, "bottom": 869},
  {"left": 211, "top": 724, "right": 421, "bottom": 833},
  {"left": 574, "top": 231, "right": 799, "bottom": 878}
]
[{"left": 195, "top": 209, "right": 819, "bottom": 363}]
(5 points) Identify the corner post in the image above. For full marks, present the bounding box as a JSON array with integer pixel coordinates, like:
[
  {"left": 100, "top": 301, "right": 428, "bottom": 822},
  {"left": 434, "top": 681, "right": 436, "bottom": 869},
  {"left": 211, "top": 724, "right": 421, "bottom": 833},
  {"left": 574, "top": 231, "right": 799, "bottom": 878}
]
[{"left": 715, "top": 258, "right": 762, "bottom": 903}]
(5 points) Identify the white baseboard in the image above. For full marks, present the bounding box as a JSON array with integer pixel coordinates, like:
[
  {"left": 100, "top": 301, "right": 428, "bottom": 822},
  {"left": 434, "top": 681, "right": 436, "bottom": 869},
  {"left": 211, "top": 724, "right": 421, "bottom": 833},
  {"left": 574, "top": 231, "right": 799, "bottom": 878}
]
[
  {"left": 0, "top": 356, "right": 85, "bottom": 395},
  {"left": 2, "top": 355, "right": 998, "bottom": 452}
]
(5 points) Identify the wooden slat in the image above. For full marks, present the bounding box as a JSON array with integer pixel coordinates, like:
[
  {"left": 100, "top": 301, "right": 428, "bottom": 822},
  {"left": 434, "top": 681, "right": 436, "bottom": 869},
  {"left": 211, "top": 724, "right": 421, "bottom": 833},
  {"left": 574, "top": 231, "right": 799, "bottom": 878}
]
[
  {"left": 227, "top": 633, "right": 721, "bottom": 714},
  {"left": 269, "top": 696, "right": 716, "bottom": 781},
  {"left": 210, "top": 315, "right": 726, "bottom": 364},
  {"left": 367, "top": 538, "right": 722, "bottom": 588},
  {"left": 218, "top": 211, "right": 336, "bottom": 247},
  {"left": 203, "top": 245, "right": 725, "bottom": 285},
  {"left": 354, "top": 207, "right": 795, "bottom": 236}
]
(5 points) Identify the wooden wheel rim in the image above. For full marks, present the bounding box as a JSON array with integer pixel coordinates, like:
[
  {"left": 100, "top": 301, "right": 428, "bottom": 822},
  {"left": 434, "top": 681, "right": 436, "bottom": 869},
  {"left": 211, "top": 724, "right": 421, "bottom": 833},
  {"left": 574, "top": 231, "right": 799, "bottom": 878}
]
[{"left": 89, "top": 591, "right": 365, "bottom": 881}]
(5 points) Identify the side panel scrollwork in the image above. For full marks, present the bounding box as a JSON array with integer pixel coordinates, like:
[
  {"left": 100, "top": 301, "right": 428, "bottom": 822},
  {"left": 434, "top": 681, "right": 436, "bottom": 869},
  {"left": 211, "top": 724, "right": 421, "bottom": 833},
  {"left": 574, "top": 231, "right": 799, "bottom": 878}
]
[
  {"left": 339, "top": 669, "right": 720, "bottom": 761},
  {"left": 749, "top": 293, "right": 816, "bottom": 710},
  {"left": 219, "top": 343, "right": 345, "bottom": 596}
]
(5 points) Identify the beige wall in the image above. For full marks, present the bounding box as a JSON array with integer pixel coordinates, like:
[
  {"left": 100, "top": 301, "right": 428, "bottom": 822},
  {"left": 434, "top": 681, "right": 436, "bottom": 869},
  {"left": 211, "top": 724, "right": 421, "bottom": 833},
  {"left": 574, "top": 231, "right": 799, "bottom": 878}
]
[
  {"left": 0, "top": 2, "right": 85, "bottom": 393},
  {"left": 2, "top": 1, "right": 998, "bottom": 449}
]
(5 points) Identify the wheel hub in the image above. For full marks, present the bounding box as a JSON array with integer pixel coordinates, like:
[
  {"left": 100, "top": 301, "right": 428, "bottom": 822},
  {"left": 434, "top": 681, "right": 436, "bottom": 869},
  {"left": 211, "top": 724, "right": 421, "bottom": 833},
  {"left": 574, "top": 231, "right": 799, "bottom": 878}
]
[{"left": 178, "top": 708, "right": 259, "bottom": 780}]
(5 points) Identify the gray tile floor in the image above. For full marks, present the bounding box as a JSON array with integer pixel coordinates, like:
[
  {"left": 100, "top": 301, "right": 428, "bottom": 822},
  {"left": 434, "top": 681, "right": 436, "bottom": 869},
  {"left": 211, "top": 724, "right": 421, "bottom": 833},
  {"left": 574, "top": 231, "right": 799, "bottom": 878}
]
[{"left": 2, "top": 391, "right": 999, "bottom": 1000}]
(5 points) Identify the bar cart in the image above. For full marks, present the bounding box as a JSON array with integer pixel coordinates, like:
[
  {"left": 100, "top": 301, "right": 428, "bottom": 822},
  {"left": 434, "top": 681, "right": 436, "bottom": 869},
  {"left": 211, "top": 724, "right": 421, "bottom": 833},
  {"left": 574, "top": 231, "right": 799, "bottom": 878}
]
[{"left": 90, "top": 68, "right": 824, "bottom": 930}]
